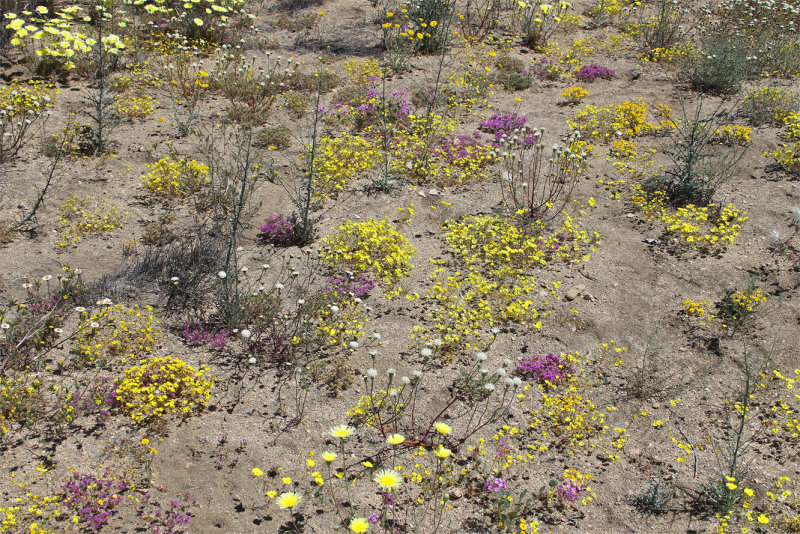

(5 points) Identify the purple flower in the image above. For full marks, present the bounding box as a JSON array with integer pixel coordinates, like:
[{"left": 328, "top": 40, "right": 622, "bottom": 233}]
[
  {"left": 181, "top": 323, "right": 230, "bottom": 350},
  {"left": 557, "top": 480, "right": 583, "bottom": 502},
  {"left": 260, "top": 214, "right": 299, "bottom": 246},
  {"left": 575, "top": 64, "right": 614, "bottom": 82},
  {"left": 479, "top": 114, "right": 537, "bottom": 148},
  {"left": 485, "top": 477, "right": 507, "bottom": 493},
  {"left": 324, "top": 273, "right": 376, "bottom": 298},
  {"left": 368, "top": 513, "right": 381, "bottom": 524},
  {"left": 516, "top": 352, "right": 571, "bottom": 384}
]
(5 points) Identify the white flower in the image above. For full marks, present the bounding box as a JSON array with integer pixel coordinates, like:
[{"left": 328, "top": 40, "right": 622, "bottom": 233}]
[
  {"left": 171, "top": 276, "right": 179, "bottom": 282},
  {"left": 75, "top": 307, "right": 86, "bottom": 312},
  {"left": 491, "top": 327, "right": 500, "bottom": 334},
  {"left": 23, "top": 283, "right": 32, "bottom": 288},
  {"left": 90, "top": 322, "right": 100, "bottom": 328},
  {"left": 367, "top": 368, "right": 378, "bottom": 378},
  {"left": 372, "top": 332, "right": 381, "bottom": 340},
  {"left": 369, "top": 349, "right": 379, "bottom": 357},
  {"left": 330, "top": 305, "right": 339, "bottom": 313},
  {"left": 248, "top": 357, "right": 257, "bottom": 364},
  {"left": 262, "top": 264, "right": 271, "bottom": 269},
  {"left": 504, "top": 377, "right": 515, "bottom": 387},
  {"left": 484, "top": 383, "right": 496, "bottom": 392},
  {"left": 792, "top": 206, "right": 800, "bottom": 223},
  {"left": 413, "top": 370, "right": 422, "bottom": 378},
  {"left": 387, "top": 368, "right": 396, "bottom": 376},
  {"left": 421, "top": 348, "right": 433, "bottom": 358},
  {"left": 218, "top": 271, "right": 227, "bottom": 279},
  {"left": 275, "top": 283, "right": 284, "bottom": 290},
  {"left": 349, "top": 341, "right": 359, "bottom": 350},
  {"left": 476, "top": 352, "right": 487, "bottom": 361},
  {"left": 241, "top": 329, "right": 251, "bottom": 339},
  {"left": 512, "top": 377, "right": 523, "bottom": 387},
  {"left": 768, "top": 230, "right": 781, "bottom": 246},
  {"left": 297, "top": 299, "right": 305, "bottom": 305},
  {"left": 97, "top": 298, "right": 112, "bottom": 305},
  {"left": 241, "top": 266, "right": 249, "bottom": 273},
  {"left": 54, "top": 328, "right": 63, "bottom": 334},
  {"left": 401, "top": 376, "right": 411, "bottom": 385},
  {"left": 432, "top": 338, "right": 442, "bottom": 347},
  {"left": 42, "top": 275, "right": 52, "bottom": 281},
  {"left": 496, "top": 368, "right": 506, "bottom": 377},
  {"left": 481, "top": 368, "right": 489, "bottom": 375},
  {"left": 1, "top": 323, "right": 10, "bottom": 329},
  {"left": 503, "top": 358, "right": 512, "bottom": 367}
]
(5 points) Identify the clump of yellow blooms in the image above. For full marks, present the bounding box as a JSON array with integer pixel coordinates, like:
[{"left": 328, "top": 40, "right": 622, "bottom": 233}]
[
  {"left": 568, "top": 99, "right": 674, "bottom": 140},
  {"left": 712, "top": 124, "right": 753, "bottom": 147},
  {"left": 767, "top": 112, "right": 800, "bottom": 175},
  {"left": 561, "top": 86, "right": 588, "bottom": 104},
  {"left": 0, "top": 471, "right": 60, "bottom": 533},
  {"left": 314, "top": 134, "right": 383, "bottom": 199},
  {"left": 342, "top": 58, "right": 382, "bottom": 85},
  {"left": 314, "top": 295, "right": 369, "bottom": 347},
  {"left": 74, "top": 304, "right": 160, "bottom": 365},
  {"left": 115, "top": 356, "right": 215, "bottom": 425},
  {"left": 113, "top": 93, "right": 158, "bottom": 119},
  {"left": 142, "top": 156, "right": 210, "bottom": 197},
  {"left": 741, "top": 87, "right": 799, "bottom": 125},
  {"left": 0, "top": 375, "right": 43, "bottom": 440},
  {"left": 682, "top": 298, "right": 714, "bottom": 323},
  {"left": 321, "top": 218, "right": 415, "bottom": 288},
  {"left": 766, "top": 476, "right": 800, "bottom": 531},
  {"left": 55, "top": 196, "right": 126, "bottom": 247},
  {"left": 660, "top": 203, "right": 749, "bottom": 253},
  {"left": 637, "top": 42, "right": 694, "bottom": 63},
  {"left": 0, "top": 80, "right": 58, "bottom": 161}
]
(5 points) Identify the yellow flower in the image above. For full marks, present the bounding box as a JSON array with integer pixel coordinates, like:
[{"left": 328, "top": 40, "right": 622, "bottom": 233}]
[
  {"left": 141, "top": 438, "right": 150, "bottom": 445},
  {"left": 373, "top": 469, "right": 403, "bottom": 491},
  {"left": 322, "top": 451, "right": 338, "bottom": 463},
  {"left": 276, "top": 492, "right": 301, "bottom": 509},
  {"left": 434, "top": 422, "right": 452, "bottom": 435},
  {"left": 252, "top": 468, "right": 263, "bottom": 476},
  {"left": 330, "top": 424, "right": 355, "bottom": 439},
  {"left": 387, "top": 433, "right": 405, "bottom": 446},
  {"left": 193, "top": 18, "right": 203, "bottom": 25},
  {"left": 266, "top": 490, "right": 277, "bottom": 498},
  {"left": 349, "top": 517, "right": 370, "bottom": 533},
  {"left": 282, "top": 477, "right": 292, "bottom": 485},
  {"left": 757, "top": 514, "right": 769, "bottom": 524},
  {"left": 434, "top": 446, "right": 452, "bottom": 459}
]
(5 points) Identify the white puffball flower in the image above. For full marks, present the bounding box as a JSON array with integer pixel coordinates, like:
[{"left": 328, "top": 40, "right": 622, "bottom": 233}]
[
  {"left": 432, "top": 338, "right": 442, "bottom": 347},
  {"left": 372, "top": 332, "right": 381, "bottom": 340},
  {"left": 791, "top": 206, "right": 800, "bottom": 223},
  {"left": 484, "top": 383, "right": 496, "bottom": 392},
  {"left": 491, "top": 327, "right": 500, "bottom": 334},
  {"left": 769, "top": 230, "right": 781, "bottom": 246},
  {"left": 401, "top": 376, "right": 411, "bottom": 385},
  {"left": 171, "top": 276, "right": 179, "bottom": 282},
  {"left": 218, "top": 271, "right": 227, "bottom": 279},
  {"left": 481, "top": 368, "right": 489, "bottom": 375},
  {"left": 387, "top": 368, "right": 396, "bottom": 376},
  {"left": 349, "top": 341, "right": 359, "bottom": 350},
  {"left": 367, "top": 368, "right": 378, "bottom": 378},
  {"left": 330, "top": 305, "right": 340, "bottom": 313},
  {"left": 413, "top": 370, "right": 422, "bottom": 378},
  {"left": 504, "top": 377, "right": 515, "bottom": 387},
  {"left": 496, "top": 368, "right": 506, "bottom": 377},
  {"left": 262, "top": 264, "right": 271, "bottom": 270},
  {"left": 241, "top": 329, "right": 251, "bottom": 339},
  {"left": 275, "top": 283, "right": 284, "bottom": 290},
  {"left": 512, "top": 377, "right": 523, "bottom": 387},
  {"left": 369, "top": 349, "right": 379, "bottom": 357},
  {"left": 248, "top": 357, "right": 257, "bottom": 364},
  {"left": 421, "top": 348, "right": 433, "bottom": 358},
  {"left": 241, "top": 266, "right": 248, "bottom": 273},
  {"left": 503, "top": 358, "right": 512, "bottom": 367},
  {"left": 476, "top": 352, "right": 488, "bottom": 361}
]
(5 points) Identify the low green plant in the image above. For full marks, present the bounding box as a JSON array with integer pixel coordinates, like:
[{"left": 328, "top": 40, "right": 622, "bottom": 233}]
[{"left": 741, "top": 87, "right": 800, "bottom": 126}]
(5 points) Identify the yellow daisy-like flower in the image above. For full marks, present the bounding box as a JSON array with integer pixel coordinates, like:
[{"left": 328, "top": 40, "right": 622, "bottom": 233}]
[
  {"left": 433, "top": 422, "right": 452, "bottom": 435},
  {"left": 193, "top": 18, "right": 203, "bottom": 25},
  {"left": 373, "top": 469, "right": 402, "bottom": 491},
  {"left": 330, "top": 424, "right": 355, "bottom": 439},
  {"left": 387, "top": 433, "right": 405, "bottom": 446},
  {"left": 349, "top": 517, "right": 370, "bottom": 533},
  {"left": 322, "top": 451, "right": 338, "bottom": 463},
  {"left": 276, "top": 492, "right": 301, "bottom": 509},
  {"left": 282, "top": 477, "right": 292, "bottom": 485},
  {"left": 434, "top": 446, "right": 452, "bottom": 459},
  {"left": 757, "top": 514, "right": 769, "bottom": 524},
  {"left": 252, "top": 468, "right": 263, "bottom": 477}
]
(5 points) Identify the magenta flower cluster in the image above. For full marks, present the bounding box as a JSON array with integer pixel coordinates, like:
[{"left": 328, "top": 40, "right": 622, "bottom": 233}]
[
  {"left": 515, "top": 352, "right": 571, "bottom": 384},
  {"left": 485, "top": 477, "right": 508, "bottom": 493},
  {"left": 557, "top": 480, "right": 584, "bottom": 503},
  {"left": 181, "top": 323, "right": 230, "bottom": 350},
  {"left": 60, "top": 472, "right": 126, "bottom": 531},
  {"left": 140, "top": 491, "right": 198, "bottom": 534},
  {"left": 260, "top": 214, "right": 300, "bottom": 246},
  {"left": 328, "top": 89, "right": 412, "bottom": 128},
  {"left": 479, "top": 114, "right": 538, "bottom": 148},
  {"left": 575, "top": 64, "right": 614, "bottom": 82},
  {"left": 437, "top": 132, "right": 489, "bottom": 164},
  {"left": 324, "top": 273, "right": 376, "bottom": 298}
]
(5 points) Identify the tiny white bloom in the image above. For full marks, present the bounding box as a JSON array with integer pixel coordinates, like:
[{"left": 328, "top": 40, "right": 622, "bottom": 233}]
[
  {"left": 330, "top": 305, "right": 339, "bottom": 313},
  {"left": 367, "top": 368, "right": 378, "bottom": 378},
  {"left": 248, "top": 357, "right": 257, "bottom": 364},
  {"left": 484, "top": 383, "right": 496, "bottom": 392},
  {"left": 476, "top": 352, "right": 487, "bottom": 361},
  {"left": 241, "top": 329, "right": 251, "bottom": 339},
  {"left": 349, "top": 341, "right": 359, "bottom": 350},
  {"left": 218, "top": 271, "right": 227, "bottom": 279},
  {"left": 42, "top": 275, "right": 53, "bottom": 281},
  {"left": 387, "top": 368, "right": 396, "bottom": 376},
  {"left": 421, "top": 348, "right": 433, "bottom": 358},
  {"left": 275, "top": 283, "right": 284, "bottom": 290},
  {"left": 496, "top": 368, "right": 506, "bottom": 377}
]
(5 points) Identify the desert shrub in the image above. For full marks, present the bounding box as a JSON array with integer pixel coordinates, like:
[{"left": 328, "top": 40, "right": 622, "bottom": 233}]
[
  {"left": 320, "top": 218, "right": 415, "bottom": 288},
  {"left": 740, "top": 87, "right": 800, "bottom": 126},
  {"left": 0, "top": 80, "right": 58, "bottom": 162},
  {"left": 712, "top": 125, "right": 753, "bottom": 147},
  {"left": 221, "top": 55, "right": 296, "bottom": 125},
  {"left": 142, "top": 156, "right": 210, "bottom": 198},
  {"left": 55, "top": 196, "right": 126, "bottom": 247},
  {"left": 407, "top": 0, "right": 454, "bottom": 54},
  {"left": 632, "top": 0, "right": 687, "bottom": 57},
  {"left": 73, "top": 304, "right": 161, "bottom": 366},
  {"left": 115, "top": 356, "right": 215, "bottom": 426},
  {"left": 683, "top": 32, "right": 756, "bottom": 95},
  {"left": 284, "top": 91, "right": 309, "bottom": 119},
  {"left": 132, "top": 0, "right": 248, "bottom": 44},
  {"left": 255, "top": 125, "right": 292, "bottom": 149},
  {"left": 644, "top": 101, "right": 746, "bottom": 206}
]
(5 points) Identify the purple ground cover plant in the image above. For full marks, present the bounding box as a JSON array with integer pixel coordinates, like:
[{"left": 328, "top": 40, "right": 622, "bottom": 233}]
[
  {"left": 75, "top": 376, "right": 118, "bottom": 424},
  {"left": 575, "top": 64, "right": 614, "bottom": 82},
  {"left": 140, "top": 491, "right": 199, "bottom": 534},
  {"left": 260, "top": 214, "right": 300, "bottom": 246},
  {"left": 485, "top": 477, "right": 508, "bottom": 493},
  {"left": 60, "top": 472, "right": 126, "bottom": 531},
  {"left": 557, "top": 480, "right": 584, "bottom": 503},
  {"left": 515, "top": 352, "right": 571, "bottom": 384},
  {"left": 181, "top": 323, "right": 230, "bottom": 350},
  {"left": 324, "top": 273, "right": 376, "bottom": 298},
  {"left": 479, "top": 114, "right": 538, "bottom": 148}
]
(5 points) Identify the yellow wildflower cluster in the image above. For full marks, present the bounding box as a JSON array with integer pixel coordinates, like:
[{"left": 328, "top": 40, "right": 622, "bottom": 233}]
[
  {"left": 115, "top": 356, "right": 215, "bottom": 424},
  {"left": 382, "top": 9, "right": 442, "bottom": 53},
  {"left": 342, "top": 58, "right": 382, "bottom": 85},
  {"left": 766, "top": 476, "right": 800, "bottom": 530},
  {"left": 0, "top": 374, "right": 43, "bottom": 439},
  {"left": 346, "top": 388, "right": 401, "bottom": 427},
  {"left": 542, "top": 32, "right": 626, "bottom": 77},
  {"left": 321, "top": 218, "right": 415, "bottom": 288},
  {"left": 55, "top": 196, "right": 126, "bottom": 247},
  {"left": 767, "top": 112, "right": 800, "bottom": 175},
  {"left": 682, "top": 298, "right": 714, "bottom": 324},
  {"left": 561, "top": 86, "right": 588, "bottom": 104},
  {"left": 763, "top": 369, "right": 800, "bottom": 441},
  {"left": 133, "top": 0, "right": 246, "bottom": 43},
  {"left": 74, "top": 304, "right": 160, "bottom": 365},
  {"left": 0, "top": 472, "right": 59, "bottom": 533},
  {"left": 314, "top": 134, "right": 383, "bottom": 198},
  {"left": 742, "top": 87, "right": 799, "bottom": 125},
  {"left": 445, "top": 212, "right": 599, "bottom": 277},
  {"left": 712, "top": 124, "right": 753, "bottom": 146},
  {"left": 531, "top": 384, "right": 609, "bottom": 454},
  {"left": 569, "top": 99, "right": 675, "bottom": 140},
  {"left": 443, "top": 68, "right": 494, "bottom": 112},
  {"left": 660, "top": 203, "right": 749, "bottom": 252},
  {"left": 630, "top": 183, "right": 666, "bottom": 220},
  {"left": 637, "top": 42, "right": 694, "bottom": 63},
  {"left": 4, "top": 7, "right": 124, "bottom": 69},
  {"left": 113, "top": 93, "right": 158, "bottom": 119},
  {"left": 314, "top": 295, "right": 369, "bottom": 347},
  {"left": 142, "top": 156, "right": 210, "bottom": 197},
  {"left": 0, "top": 80, "right": 57, "bottom": 161}
]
